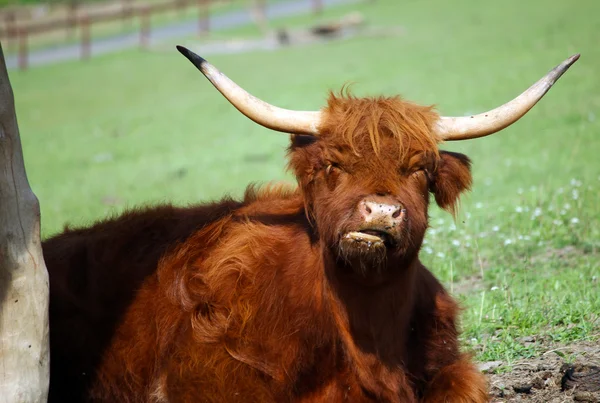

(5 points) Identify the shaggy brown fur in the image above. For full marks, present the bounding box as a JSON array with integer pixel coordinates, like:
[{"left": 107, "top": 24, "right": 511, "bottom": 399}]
[{"left": 45, "top": 90, "right": 489, "bottom": 402}]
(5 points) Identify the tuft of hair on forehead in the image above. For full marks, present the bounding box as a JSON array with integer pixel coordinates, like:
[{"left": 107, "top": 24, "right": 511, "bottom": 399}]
[{"left": 318, "top": 87, "right": 442, "bottom": 160}]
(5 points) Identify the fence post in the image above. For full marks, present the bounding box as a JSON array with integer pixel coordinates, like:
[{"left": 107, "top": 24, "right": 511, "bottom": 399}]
[
  {"left": 80, "top": 13, "right": 90, "bottom": 60},
  {"left": 121, "top": 0, "right": 133, "bottom": 31},
  {"left": 67, "top": 0, "right": 79, "bottom": 39},
  {"left": 312, "top": 0, "right": 323, "bottom": 14},
  {"left": 4, "top": 12, "right": 16, "bottom": 53},
  {"left": 140, "top": 6, "right": 151, "bottom": 48},
  {"left": 198, "top": 0, "right": 209, "bottom": 35},
  {"left": 250, "top": 0, "right": 267, "bottom": 34},
  {"left": 17, "top": 27, "right": 28, "bottom": 71},
  {"left": 178, "top": 0, "right": 188, "bottom": 19}
]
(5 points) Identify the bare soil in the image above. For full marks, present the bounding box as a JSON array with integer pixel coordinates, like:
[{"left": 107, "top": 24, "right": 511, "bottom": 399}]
[{"left": 482, "top": 341, "right": 600, "bottom": 402}]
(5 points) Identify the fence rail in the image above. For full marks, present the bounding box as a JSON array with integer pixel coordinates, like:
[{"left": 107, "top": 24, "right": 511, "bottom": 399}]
[{"left": 1, "top": 0, "right": 324, "bottom": 70}]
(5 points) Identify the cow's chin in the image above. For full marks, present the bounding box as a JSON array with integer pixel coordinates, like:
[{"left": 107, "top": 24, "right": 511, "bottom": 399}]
[{"left": 337, "top": 231, "right": 393, "bottom": 278}]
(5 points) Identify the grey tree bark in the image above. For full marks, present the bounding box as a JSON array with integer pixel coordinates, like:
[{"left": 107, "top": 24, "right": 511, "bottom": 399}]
[{"left": 0, "top": 42, "right": 50, "bottom": 403}]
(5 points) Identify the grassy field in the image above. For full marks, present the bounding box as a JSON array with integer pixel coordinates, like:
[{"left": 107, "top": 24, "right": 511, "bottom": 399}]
[{"left": 8, "top": 0, "right": 600, "bottom": 364}]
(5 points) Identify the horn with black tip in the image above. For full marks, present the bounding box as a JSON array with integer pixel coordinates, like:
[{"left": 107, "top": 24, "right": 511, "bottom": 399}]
[{"left": 177, "top": 45, "right": 322, "bottom": 136}]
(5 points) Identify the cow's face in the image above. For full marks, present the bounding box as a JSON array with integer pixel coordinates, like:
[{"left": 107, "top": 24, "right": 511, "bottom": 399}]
[
  {"left": 288, "top": 93, "right": 472, "bottom": 279},
  {"left": 175, "top": 47, "right": 576, "bottom": 278}
]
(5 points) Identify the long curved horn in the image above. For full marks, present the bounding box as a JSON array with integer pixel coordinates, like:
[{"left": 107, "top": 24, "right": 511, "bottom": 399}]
[
  {"left": 176, "top": 46, "right": 322, "bottom": 136},
  {"left": 435, "top": 54, "right": 580, "bottom": 141}
]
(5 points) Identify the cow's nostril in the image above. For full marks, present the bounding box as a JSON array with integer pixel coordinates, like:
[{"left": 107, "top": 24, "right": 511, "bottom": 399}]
[
  {"left": 365, "top": 205, "right": 372, "bottom": 214},
  {"left": 392, "top": 209, "right": 402, "bottom": 219}
]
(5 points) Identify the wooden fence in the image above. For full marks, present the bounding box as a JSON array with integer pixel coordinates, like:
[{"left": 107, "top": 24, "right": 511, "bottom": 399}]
[{"left": 0, "top": 0, "right": 324, "bottom": 70}]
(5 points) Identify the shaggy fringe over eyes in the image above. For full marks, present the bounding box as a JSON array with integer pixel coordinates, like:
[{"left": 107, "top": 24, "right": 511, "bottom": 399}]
[{"left": 320, "top": 87, "right": 442, "bottom": 160}]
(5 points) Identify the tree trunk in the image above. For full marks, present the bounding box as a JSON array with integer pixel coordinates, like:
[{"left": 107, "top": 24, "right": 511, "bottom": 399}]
[{"left": 0, "top": 43, "right": 50, "bottom": 403}]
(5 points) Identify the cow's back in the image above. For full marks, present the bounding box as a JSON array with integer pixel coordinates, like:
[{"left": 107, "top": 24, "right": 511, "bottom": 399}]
[{"left": 43, "top": 198, "right": 244, "bottom": 402}]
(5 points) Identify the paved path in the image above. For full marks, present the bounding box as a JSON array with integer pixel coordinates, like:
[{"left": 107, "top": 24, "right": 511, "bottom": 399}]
[{"left": 6, "top": 0, "right": 356, "bottom": 69}]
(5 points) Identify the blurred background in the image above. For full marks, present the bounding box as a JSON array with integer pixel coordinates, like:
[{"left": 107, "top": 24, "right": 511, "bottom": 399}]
[{"left": 1, "top": 0, "right": 599, "bottom": 378}]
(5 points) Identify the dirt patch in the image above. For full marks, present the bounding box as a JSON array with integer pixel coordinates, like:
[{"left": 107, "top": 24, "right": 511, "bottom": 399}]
[
  {"left": 451, "top": 274, "right": 485, "bottom": 296},
  {"left": 530, "top": 245, "right": 579, "bottom": 265},
  {"left": 483, "top": 341, "right": 600, "bottom": 402}
]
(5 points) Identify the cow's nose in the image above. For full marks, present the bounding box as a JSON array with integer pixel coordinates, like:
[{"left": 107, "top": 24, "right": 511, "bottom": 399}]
[{"left": 360, "top": 200, "right": 403, "bottom": 224}]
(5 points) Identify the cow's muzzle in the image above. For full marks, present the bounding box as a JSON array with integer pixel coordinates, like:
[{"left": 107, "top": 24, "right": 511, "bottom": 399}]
[{"left": 342, "top": 199, "right": 407, "bottom": 247}]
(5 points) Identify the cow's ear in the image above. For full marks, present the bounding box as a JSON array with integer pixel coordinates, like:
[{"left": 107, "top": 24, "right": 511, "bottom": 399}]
[{"left": 429, "top": 151, "right": 472, "bottom": 216}]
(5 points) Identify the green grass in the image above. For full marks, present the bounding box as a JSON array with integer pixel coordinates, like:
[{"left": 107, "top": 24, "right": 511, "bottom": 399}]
[{"left": 8, "top": 0, "right": 600, "bottom": 363}]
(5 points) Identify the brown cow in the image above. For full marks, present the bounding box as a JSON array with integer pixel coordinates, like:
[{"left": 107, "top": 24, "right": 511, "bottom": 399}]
[{"left": 44, "top": 48, "right": 578, "bottom": 402}]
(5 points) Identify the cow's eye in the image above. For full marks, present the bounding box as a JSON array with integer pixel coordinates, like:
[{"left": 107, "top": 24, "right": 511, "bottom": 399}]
[
  {"left": 411, "top": 168, "right": 429, "bottom": 186},
  {"left": 325, "top": 163, "right": 341, "bottom": 175},
  {"left": 411, "top": 168, "right": 425, "bottom": 177}
]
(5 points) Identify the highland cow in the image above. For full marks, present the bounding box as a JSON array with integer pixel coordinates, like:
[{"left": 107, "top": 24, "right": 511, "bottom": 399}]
[{"left": 44, "top": 48, "right": 579, "bottom": 402}]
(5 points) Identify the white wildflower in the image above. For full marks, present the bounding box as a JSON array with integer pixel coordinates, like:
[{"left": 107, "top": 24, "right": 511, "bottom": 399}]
[
  {"left": 533, "top": 207, "right": 542, "bottom": 217},
  {"left": 560, "top": 209, "right": 567, "bottom": 216},
  {"left": 479, "top": 232, "right": 488, "bottom": 238},
  {"left": 570, "top": 217, "right": 580, "bottom": 225},
  {"left": 557, "top": 187, "right": 564, "bottom": 194},
  {"left": 452, "top": 240, "right": 460, "bottom": 247},
  {"left": 572, "top": 189, "right": 579, "bottom": 200},
  {"left": 515, "top": 206, "right": 523, "bottom": 213},
  {"left": 423, "top": 246, "right": 433, "bottom": 254},
  {"left": 492, "top": 226, "right": 500, "bottom": 232},
  {"left": 490, "top": 286, "right": 499, "bottom": 291},
  {"left": 529, "top": 186, "right": 537, "bottom": 192},
  {"left": 475, "top": 202, "right": 483, "bottom": 209},
  {"left": 553, "top": 219, "right": 562, "bottom": 226},
  {"left": 517, "top": 187, "right": 523, "bottom": 194},
  {"left": 504, "top": 239, "right": 513, "bottom": 246},
  {"left": 524, "top": 235, "right": 531, "bottom": 241},
  {"left": 564, "top": 203, "right": 571, "bottom": 210},
  {"left": 436, "top": 252, "right": 445, "bottom": 258}
]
